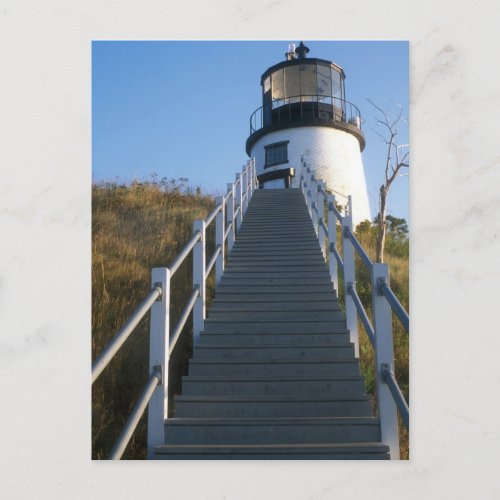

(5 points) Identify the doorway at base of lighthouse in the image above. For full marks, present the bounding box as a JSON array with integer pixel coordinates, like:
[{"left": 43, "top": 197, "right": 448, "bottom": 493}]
[
  {"left": 263, "top": 178, "right": 286, "bottom": 189},
  {"left": 257, "top": 167, "right": 295, "bottom": 190}
]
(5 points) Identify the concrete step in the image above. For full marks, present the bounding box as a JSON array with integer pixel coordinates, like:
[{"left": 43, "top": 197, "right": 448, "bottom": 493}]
[
  {"left": 173, "top": 394, "right": 372, "bottom": 418},
  {"left": 229, "top": 249, "right": 322, "bottom": 255},
  {"left": 239, "top": 226, "right": 315, "bottom": 232},
  {"left": 203, "top": 320, "right": 344, "bottom": 333},
  {"left": 213, "top": 285, "right": 336, "bottom": 295},
  {"left": 198, "top": 332, "right": 350, "bottom": 345},
  {"left": 233, "top": 240, "right": 318, "bottom": 247},
  {"left": 209, "top": 292, "right": 338, "bottom": 302},
  {"left": 218, "top": 273, "right": 333, "bottom": 289},
  {"left": 240, "top": 223, "right": 313, "bottom": 230},
  {"left": 154, "top": 443, "right": 389, "bottom": 460},
  {"left": 162, "top": 417, "right": 382, "bottom": 445},
  {"left": 188, "top": 359, "right": 361, "bottom": 377},
  {"left": 223, "top": 267, "right": 329, "bottom": 274},
  {"left": 227, "top": 256, "right": 325, "bottom": 263},
  {"left": 209, "top": 301, "right": 341, "bottom": 312},
  {"left": 238, "top": 234, "right": 315, "bottom": 240},
  {"left": 231, "top": 248, "right": 322, "bottom": 255},
  {"left": 206, "top": 310, "right": 345, "bottom": 322},
  {"left": 235, "top": 239, "right": 319, "bottom": 245},
  {"left": 181, "top": 375, "right": 366, "bottom": 396},
  {"left": 193, "top": 343, "right": 354, "bottom": 360},
  {"left": 154, "top": 443, "right": 390, "bottom": 460},
  {"left": 222, "top": 270, "right": 331, "bottom": 283}
]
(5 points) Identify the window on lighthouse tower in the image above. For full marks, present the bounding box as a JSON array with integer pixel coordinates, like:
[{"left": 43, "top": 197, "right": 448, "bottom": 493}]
[{"left": 264, "top": 141, "right": 289, "bottom": 168}]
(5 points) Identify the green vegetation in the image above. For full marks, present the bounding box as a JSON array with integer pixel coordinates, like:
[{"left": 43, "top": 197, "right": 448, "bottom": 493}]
[
  {"left": 347, "top": 216, "right": 409, "bottom": 458},
  {"left": 92, "top": 181, "right": 409, "bottom": 459}
]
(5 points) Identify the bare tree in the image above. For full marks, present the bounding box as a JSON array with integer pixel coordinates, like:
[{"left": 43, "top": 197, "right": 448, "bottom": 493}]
[{"left": 368, "top": 100, "right": 409, "bottom": 263}]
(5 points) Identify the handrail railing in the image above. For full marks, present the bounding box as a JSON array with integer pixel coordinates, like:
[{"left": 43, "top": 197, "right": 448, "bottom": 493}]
[
  {"left": 301, "top": 165, "right": 409, "bottom": 460},
  {"left": 92, "top": 157, "right": 258, "bottom": 459},
  {"left": 91, "top": 286, "right": 162, "bottom": 384},
  {"left": 383, "top": 366, "right": 409, "bottom": 428},
  {"left": 345, "top": 226, "right": 373, "bottom": 271},
  {"left": 379, "top": 279, "right": 409, "bottom": 333},
  {"left": 169, "top": 232, "right": 201, "bottom": 277},
  {"left": 347, "top": 283, "right": 375, "bottom": 347}
]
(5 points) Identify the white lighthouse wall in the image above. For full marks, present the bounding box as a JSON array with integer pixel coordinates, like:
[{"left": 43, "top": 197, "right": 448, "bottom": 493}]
[{"left": 250, "top": 126, "right": 372, "bottom": 226}]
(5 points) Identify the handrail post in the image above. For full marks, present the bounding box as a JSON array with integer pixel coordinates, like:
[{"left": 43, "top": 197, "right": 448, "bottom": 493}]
[
  {"left": 341, "top": 213, "right": 359, "bottom": 357},
  {"left": 241, "top": 165, "right": 248, "bottom": 214},
  {"left": 193, "top": 220, "right": 206, "bottom": 344},
  {"left": 306, "top": 168, "right": 312, "bottom": 216},
  {"left": 327, "top": 194, "right": 339, "bottom": 292},
  {"left": 226, "top": 183, "right": 235, "bottom": 253},
  {"left": 215, "top": 196, "right": 225, "bottom": 284},
  {"left": 371, "top": 263, "right": 400, "bottom": 459},
  {"left": 251, "top": 156, "right": 259, "bottom": 190},
  {"left": 311, "top": 175, "right": 319, "bottom": 236},
  {"left": 247, "top": 161, "right": 253, "bottom": 200},
  {"left": 317, "top": 181, "right": 326, "bottom": 257},
  {"left": 244, "top": 164, "right": 249, "bottom": 209},
  {"left": 147, "top": 267, "right": 170, "bottom": 458},
  {"left": 235, "top": 173, "right": 243, "bottom": 232}
]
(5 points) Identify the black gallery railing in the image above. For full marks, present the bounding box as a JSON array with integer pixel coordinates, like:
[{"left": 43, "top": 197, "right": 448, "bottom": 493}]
[{"left": 249, "top": 95, "right": 362, "bottom": 135}]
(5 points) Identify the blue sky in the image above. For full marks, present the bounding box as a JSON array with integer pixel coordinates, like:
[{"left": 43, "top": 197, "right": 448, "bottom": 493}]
[{"left": 92, "top": 41, "right": 408, "bottom": 221}]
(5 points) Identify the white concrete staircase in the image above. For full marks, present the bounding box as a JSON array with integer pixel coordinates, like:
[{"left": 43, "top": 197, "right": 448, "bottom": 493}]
[{"left": 153, "top": 189, "right": 390, "bottom": 459}]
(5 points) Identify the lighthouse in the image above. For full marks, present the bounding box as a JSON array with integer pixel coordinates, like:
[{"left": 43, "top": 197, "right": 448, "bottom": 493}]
[{"left": 246, "top": 42, "right": 371, "bottom": 226}]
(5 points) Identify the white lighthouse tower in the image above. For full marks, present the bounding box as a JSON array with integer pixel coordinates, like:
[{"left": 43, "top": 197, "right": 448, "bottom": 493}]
[{"left": 246, "top": 42, "right": 371, "bottom": 226}]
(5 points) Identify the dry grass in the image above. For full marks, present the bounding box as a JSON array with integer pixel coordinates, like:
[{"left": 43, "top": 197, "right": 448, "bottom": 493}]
[{"left": 92, "top": 180, "right": 215, "bottom": 459}]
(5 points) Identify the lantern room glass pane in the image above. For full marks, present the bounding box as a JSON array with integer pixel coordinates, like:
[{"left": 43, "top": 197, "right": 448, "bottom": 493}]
[
  {"left": 331, "top": 68, "right": 342, "bottom": 99},
  {"left": 271, "top": 68, "right": 284, "bottom": 101},
  {"left": 317, "top": 64, "right": 331, "bottom": 97},
  {"left": 284, "top": 65, "right": 300, "bottom": 99},
  {"left": 263, "top": 75, "right": 271, "bottom": 93},
  {"left": 300, "top": 64, "right": 317, "bottom": 101}
]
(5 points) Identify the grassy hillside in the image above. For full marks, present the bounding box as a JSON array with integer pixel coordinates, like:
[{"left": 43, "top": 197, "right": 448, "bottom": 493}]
[
  {"left": 92, "top": 179, "right": 215, "bottom": 459},
  {"left": 92, "top": 181, "right": 409, "bottom": 459}
]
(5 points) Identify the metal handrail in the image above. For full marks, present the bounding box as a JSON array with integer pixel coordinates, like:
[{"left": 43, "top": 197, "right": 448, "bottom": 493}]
[
  {"left": 205, "top": 203, "right": 222, "bottom": 227},
  {"left": 345, "top": 227, "right": 373, "bottom": 271},
  {"left": 328, "top": 201, "right": 343, "bottom": 221},
  {"left": 319, "top": 218, "right": 328, "bottom": 236},
  {"left": 330, "top": 243, "right": 344, "bottom": 271},
  {"left": 347, "top": 283, "right": 375, "bottom": 346},
  {"left": 249, "top": 95, "right": 362, "bottom": 135},
  {"left": 379, "top": 279, "right": 409, "bottom": 333},
  {"left": 91, "top": 285, "right": 162, "bottom": 384},
  {"left": 169, "top": 287, "right": 200, "bottom": 354},
  {"left": 382, "top": 366, "right": 409, "bottom": 429},
  {"left": 205, "top": 245, "right": 221, "bottom": 279},
  {"left": 109, "top": 366, "right": 162, "bottom": 459},
  {"left": 169, "top": 231, "right": 201, "bottom": 276},
  {"left": 224, "top": 222, "right": 232, "bottom": 241}
]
